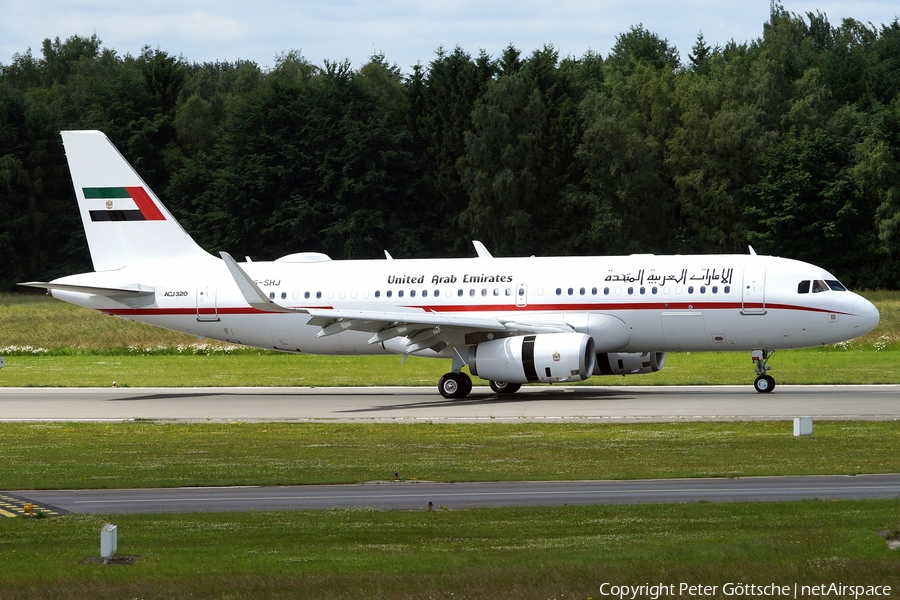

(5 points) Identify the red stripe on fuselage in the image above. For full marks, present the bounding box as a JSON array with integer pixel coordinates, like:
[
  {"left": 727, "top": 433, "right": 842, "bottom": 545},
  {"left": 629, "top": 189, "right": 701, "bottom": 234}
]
[{"left": 102, "top": 302, "right": 852, "bottom": 317}]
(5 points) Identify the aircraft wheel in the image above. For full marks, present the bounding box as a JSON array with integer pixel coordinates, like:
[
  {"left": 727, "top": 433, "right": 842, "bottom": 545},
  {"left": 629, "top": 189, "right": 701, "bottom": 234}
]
[
  {"left": 490, "top": 381, "right": 522, "bottom": 394},
  {"left": 753, "top": 375, "right": 776, "bottom": 393},
  {"left": 460, "top": 373, "right": 473, "bottom": 397},
  {"left": 439, "top": 372, "right": 472, "bottom": 399}
]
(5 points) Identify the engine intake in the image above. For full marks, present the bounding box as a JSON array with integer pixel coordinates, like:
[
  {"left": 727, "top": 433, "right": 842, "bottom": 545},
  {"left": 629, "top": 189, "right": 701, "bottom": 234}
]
[
  {"left": 468, "top": 333, "right": 596, "bottom": 384},
  {"left": 594, "top": 352, "right": 666, "bottom": 375}
]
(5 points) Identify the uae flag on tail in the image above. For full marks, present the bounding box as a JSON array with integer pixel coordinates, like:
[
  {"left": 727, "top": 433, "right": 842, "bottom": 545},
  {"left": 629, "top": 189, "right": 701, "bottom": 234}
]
[{"left": 84, "top": 187, "right": 166, "bottom": 222}]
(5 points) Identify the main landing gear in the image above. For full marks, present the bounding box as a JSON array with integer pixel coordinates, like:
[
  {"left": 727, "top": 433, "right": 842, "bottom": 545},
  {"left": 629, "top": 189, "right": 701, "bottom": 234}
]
[
  {"left": 437, "top": 374, "right": 524, "bottom": 398},
  {"left": 438, "top": 372, "right": 473, "bottom": 399},
  {"left": 752, "top": 350, "right": 775, "bottom": 393},
  {"left": 489, "top": 381, "right": 522, "bottom": 394},
  {"left": 438, "top": 349, "right": 474, "bottom": 399}
]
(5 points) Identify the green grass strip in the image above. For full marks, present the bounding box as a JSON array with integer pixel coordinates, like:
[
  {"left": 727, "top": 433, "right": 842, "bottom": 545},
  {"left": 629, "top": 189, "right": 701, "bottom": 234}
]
[
  {"left": 1, "top": 501, "right": 898, "bottom": 599},
  {"left": 2, "top": 421, "right": 899, "bottom": 490},
  {"left": 2, "top": 349, "right": 900, "bottom": 387}
]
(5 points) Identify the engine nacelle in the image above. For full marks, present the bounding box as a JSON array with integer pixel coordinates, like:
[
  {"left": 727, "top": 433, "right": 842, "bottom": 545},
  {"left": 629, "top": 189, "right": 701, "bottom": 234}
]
[
  {"left": 594, "top": 352, "right": 666, "bottom": 376},
  {"left": 468, "top": 333, "right": 596, "bottom": 384}
]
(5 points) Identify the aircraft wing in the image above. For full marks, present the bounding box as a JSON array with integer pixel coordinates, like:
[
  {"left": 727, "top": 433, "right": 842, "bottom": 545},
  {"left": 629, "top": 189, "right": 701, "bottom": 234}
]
[{"left": 220, "top": 252, "right": 573, "bottom": 353}]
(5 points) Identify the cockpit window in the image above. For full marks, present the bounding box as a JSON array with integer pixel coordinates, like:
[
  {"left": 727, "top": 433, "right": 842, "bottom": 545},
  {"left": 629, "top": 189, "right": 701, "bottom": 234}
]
[
  {"left": 812, "top": 280, "right": 828, "bottom": 293},
  {"left": 797, "top": 280, "right": 810, "bottom": 294},
  {"left": 825, "top": 280, "right": 846, "bottom": 291}
]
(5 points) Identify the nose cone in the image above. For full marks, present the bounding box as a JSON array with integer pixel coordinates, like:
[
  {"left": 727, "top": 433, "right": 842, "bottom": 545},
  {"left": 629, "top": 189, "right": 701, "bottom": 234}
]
[{"left": 852, "top": 296, "right": 880, "bottom": 337}]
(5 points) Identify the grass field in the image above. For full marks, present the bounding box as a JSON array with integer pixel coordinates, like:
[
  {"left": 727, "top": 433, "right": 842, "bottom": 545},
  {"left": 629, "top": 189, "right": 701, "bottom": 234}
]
[
  {"left": 3, "top": 422, "right": 900, "bottom": 599},
  {"left": 1, "top": 291, "right": 900, "bottom": 387},
  {"left": 1, "top": 500, "right": 898, "bottom": 599},
  {"left": 2, "top": 421, "right": 899, "bottom": 490}
]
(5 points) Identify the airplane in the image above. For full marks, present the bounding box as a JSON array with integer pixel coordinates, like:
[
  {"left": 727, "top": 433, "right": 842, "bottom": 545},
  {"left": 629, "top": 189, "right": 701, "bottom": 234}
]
[{"left": 21, "top": 130, "right": 880, "bottom": 397}]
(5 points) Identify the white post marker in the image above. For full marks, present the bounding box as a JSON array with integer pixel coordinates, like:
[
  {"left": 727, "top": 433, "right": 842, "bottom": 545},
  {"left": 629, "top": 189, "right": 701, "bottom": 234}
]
[
  {"left": 100, "top": 524, "right": 118, "bottom": 558},
  {"left": 0, "top": 356, "right": 5, "bottom": 369},
  {"left": 793, "top": 416, "right": 813, "bottom": 437}
]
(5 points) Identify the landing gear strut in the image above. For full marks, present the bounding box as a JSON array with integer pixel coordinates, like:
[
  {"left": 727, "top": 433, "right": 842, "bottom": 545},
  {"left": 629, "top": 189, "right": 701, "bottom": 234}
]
[{"left": 752, "top": 350, "right": 775, "bottom": 393}]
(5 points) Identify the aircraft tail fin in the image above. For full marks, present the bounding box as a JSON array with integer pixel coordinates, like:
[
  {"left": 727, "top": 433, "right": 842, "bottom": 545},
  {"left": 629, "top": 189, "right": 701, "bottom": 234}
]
[{"left": 61, "top": 130, "right": 213, "bottom": 271}]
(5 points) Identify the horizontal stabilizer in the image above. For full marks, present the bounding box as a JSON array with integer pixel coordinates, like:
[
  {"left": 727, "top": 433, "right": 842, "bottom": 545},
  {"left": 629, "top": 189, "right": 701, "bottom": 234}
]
[{"left": 19, "top": 281, "right": 155, "bottom": 298}]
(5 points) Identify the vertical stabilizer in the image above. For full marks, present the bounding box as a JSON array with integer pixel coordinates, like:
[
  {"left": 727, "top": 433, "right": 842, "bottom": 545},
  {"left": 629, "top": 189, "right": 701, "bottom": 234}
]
[{"left": 61, "top": 130, "right": 212, "bottom": 271}]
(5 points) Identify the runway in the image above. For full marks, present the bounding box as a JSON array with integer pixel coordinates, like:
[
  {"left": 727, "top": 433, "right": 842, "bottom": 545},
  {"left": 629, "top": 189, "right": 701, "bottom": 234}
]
[
  {"left": 0, "top": 385, "right": 899, "bottom": 422},
  {"left": 8, "top": 474, "right": 900, "bottom": 515}
]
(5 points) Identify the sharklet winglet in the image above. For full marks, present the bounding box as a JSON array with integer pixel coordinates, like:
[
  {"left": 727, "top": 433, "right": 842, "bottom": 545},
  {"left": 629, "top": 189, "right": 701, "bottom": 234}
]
[{"left": 220, "top": 252, "right": 301, "bottom": 314}]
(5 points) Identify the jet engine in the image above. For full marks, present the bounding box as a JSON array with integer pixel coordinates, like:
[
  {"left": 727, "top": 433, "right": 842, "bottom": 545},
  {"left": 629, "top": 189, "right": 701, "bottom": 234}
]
[
  {"left": 468, "top": 333, "right": 596, "bottom": 384},
  {"left": 594, "top": 352, "right": 666, "bottom": 375}
]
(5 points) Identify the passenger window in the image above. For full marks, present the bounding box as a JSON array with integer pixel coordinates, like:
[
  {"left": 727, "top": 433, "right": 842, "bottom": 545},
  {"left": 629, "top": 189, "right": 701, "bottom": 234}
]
[
  {"left": 422, "top": 290, "right": 427, "bottom": 297},
  {"left": 281, "top": 292, "right": 287, "bottom": 300},
  {"left": 592, "top": 287, "right": 597, "bottom": 295},
  {"left": 579, "top": 287, "right": 585, "bottom": 295},
  {"left": 712, "top": 286, "right": 718, "bottom": 293},
  {"left": 458, "top": 289, "right": 463, "bottom": 297},
  {"left": 410, "top": 290, "right": 416, "bottom": 298},
  {"left": 435, "top": 289, "right": 440, "bottom": 297},
  {"left": 518, "top": 288, "right": 524, "bottom": 296},
  {"left": 640, "top": 287, "right": 645, "bottom": 294},
  {"left": 628, "top": 287, "right": 634, "bottom": 295},
  {"left": 812, "top": 280, "right": 828, "bottom": 293},
  {"left": 469, "top": 289, "right": 475, "bottom": 296},
  {"left": 724, "top": 286, "right": 730, "bottom": 293},
  {"left": 374, "top": 290, "right": 380, "bottom": 298},
  {"left": 386, "top": 290, "right": 392, "bottom": 298},
  {"left": 506, "top": 288, "right": 511, "bottom": 296},
  {"left": 269, "top": 292, "right": 275, "bottom": 299},
  {"left": 556, "top": 288, "right": 562, "bottom": 296},
  {"left": 798, "top": 280, "right": 810, "bottom": 294},
  {"left": 481, "top": 289, "right": 487, "bottom": 296},
  {"left": 603, "top": 287, "right": 610, "bottom": 295},
  {"left": 568, "top": 288, "right": 574, "bottom": 296},
  {"left": 700, "top": 286, "right": 706, "bottom": 294},
  {"left": 398, "top": 290, "right": 404, "bottom": 298},
  {"left": 688, "top": 286, "right": 694, "bottom": 294},
  {"left": 651, "top": 287, "right": 657, "bottom": 295},
  {"left": 493, "top": 288, "right": 499, "bottom": 296},
  {"left": 304, "top": 291, "right": 310, "bottom": 299},
  {"left": 316, "top": 291, "right": 322, "bottom": 299}
]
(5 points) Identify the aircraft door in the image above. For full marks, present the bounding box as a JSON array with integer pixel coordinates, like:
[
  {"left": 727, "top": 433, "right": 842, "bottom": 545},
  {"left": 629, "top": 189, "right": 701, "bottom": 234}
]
[
  {"left": 516, "top": 283, "right": 528, "bottom": 307},
  {"left": 196, "top": 282, "right": 219, "bottom": 321},
  {"left": 741, "top": 267, "right": 766, "bottom": 315}
]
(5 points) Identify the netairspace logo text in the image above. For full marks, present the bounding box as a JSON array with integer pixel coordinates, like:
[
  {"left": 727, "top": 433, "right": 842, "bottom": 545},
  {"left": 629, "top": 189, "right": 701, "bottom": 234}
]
[{"left": 599, "top": 582, "right": 892, "bottom": 599}]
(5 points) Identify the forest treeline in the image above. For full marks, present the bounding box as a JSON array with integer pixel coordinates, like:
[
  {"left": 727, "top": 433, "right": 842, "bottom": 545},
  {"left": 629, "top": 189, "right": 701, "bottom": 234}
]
[{"left": 1, "top": 7, "right": 900, "bottom": 290}]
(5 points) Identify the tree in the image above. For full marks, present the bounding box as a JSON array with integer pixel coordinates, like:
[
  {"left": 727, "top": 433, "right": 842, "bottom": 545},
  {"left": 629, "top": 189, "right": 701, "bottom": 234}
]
[
  {"left": 406, "top": 47, "right": 495, "bottom": 256},
  {"left": 608, "top": 24, "right": 680, "bottom": 73},
  {"left": 744, "top": 129, "right": 867, "bottom": 284}
]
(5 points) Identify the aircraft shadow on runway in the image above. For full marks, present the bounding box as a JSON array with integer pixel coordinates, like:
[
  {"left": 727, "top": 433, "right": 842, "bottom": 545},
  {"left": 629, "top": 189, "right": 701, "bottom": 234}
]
[
  {"left": 336, "top": 387, "right": 647, "bottom": 413},
  {"left": 104, "top": 387, "right": 648, "bottom": 410}
]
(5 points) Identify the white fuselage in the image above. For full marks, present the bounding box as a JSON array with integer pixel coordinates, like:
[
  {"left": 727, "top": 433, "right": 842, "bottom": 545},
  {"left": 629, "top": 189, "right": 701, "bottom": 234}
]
[{"left": 50, "top": 252, "right": 879, "bottom": 357}]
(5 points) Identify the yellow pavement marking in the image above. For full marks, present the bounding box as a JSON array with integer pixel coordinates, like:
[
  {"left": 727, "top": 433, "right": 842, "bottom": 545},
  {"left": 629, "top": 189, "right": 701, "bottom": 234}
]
[{"left": 0, "top": 494, "right": 61, "bottom": 517}]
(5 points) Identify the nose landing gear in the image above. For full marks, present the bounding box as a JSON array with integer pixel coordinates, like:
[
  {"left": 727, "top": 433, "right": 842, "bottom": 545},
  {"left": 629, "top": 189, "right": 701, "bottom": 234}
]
[{"left": 752, "top": 350, "right": 775, "bottom": 393}]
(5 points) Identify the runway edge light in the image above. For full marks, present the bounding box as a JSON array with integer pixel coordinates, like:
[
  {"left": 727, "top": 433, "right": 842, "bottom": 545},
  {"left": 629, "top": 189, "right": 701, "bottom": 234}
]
[{"left": 793, "top": 416, "right": 813, "bottom": 437}]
